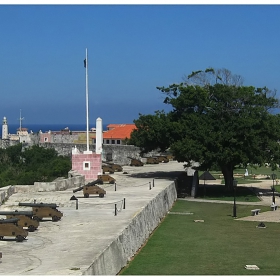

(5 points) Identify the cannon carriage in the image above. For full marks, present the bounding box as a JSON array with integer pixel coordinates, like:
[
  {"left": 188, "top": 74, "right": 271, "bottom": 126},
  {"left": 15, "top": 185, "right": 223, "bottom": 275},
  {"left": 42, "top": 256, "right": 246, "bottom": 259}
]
[
  {"left": 0, "top": 210, "right": 39, "bottom": 232},
  {"left": 143, "top": 156, "right": 160, "bottom": 164},
  {"left": 102, "top": 165, "right": 115, "bottom": 174},
  {"left": 73, "top": 179, "right": 106, "bottom": 198},
  {"left": 18, "top": 202, "right": 63, "bottom": 222},
  {"left": 0, "top": 218, "right": 28, "bottom": 242},
  {"left": 155, "top": 155, "right": 169, "bottom": 163},
  {"left": 127, "top": 157, "right": 144, "bottom": 166},
  {"left": 103, "top": 161, "right": 123, "bottom": 172}
]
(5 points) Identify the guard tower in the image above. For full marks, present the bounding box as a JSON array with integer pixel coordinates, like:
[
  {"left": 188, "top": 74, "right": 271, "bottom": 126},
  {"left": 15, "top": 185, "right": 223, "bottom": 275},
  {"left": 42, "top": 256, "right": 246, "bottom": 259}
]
[
  {"left": 2, "top": 117, "right": 8, "bottom": 139},
  {"left": 71, "top": 117, "right": 102, "bottom": 180}
]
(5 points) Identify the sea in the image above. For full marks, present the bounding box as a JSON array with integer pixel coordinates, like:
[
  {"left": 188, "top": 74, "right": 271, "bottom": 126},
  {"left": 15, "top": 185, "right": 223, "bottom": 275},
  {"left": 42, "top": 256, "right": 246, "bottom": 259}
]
[{"left": 2, "top": 123, "right": 109, "bottom": 137}]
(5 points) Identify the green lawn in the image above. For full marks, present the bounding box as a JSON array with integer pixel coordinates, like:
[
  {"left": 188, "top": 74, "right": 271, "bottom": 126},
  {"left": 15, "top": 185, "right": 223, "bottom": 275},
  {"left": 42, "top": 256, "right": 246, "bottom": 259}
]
[{"left": 120, "top": 200, "right": 279, "bottom": 275}]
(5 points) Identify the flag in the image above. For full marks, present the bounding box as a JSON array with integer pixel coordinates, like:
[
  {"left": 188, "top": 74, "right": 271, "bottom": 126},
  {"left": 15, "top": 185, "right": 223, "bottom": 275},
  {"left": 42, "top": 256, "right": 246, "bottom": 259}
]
[{"left": 84, "top": 59, "right": 87, "bottom": 68}]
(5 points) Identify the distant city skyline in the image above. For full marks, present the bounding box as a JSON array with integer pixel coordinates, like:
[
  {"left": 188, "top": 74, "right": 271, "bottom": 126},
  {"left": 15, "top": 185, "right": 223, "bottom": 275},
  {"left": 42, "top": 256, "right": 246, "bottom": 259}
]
[{"left": 1, "top": 4, "right": 280, "bottom": 125}]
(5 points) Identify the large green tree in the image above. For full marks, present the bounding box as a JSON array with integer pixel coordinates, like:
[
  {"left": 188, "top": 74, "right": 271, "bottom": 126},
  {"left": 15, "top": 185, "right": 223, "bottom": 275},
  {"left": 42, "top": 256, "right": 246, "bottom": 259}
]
[
  {"left": 0, "top": 144, "right": 71, "bottom": 187},
  {"left": 129, "top": 68, "right": 280, "bottom": 189}
]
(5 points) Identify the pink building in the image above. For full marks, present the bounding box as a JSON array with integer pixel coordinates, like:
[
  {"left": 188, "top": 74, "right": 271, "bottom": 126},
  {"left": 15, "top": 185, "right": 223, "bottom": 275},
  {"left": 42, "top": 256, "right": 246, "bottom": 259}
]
[{"left": 72, "top": 148, "right": 102, "bottom": 181}]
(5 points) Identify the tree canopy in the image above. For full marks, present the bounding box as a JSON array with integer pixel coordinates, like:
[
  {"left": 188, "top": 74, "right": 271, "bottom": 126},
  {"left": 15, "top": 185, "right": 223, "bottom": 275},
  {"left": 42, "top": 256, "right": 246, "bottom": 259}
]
[
  {"left": 0, "top": 144, "right": 71, "bottom": 187},
  {"left": 129, "top": 68, "right": 280, "bottom": 189}
]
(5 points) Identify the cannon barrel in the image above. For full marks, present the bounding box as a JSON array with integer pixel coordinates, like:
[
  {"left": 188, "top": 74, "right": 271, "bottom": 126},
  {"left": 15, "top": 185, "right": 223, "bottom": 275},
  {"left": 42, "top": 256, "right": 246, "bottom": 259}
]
[
  {"left": 86, "top": 179, "right": 103, "bottom": 186},
  {"left": 73, "top": 178, "right": 103, "bottom": 192},
  {"left": 73, "top": 185, "right": 84, "bottom": 193},
  {"left": 0, "top": 218, "right": 19, "bottom": 224},
  {"left": 0, "top": 210, "right": 34, "bottom": 216},
  {"left": 19, "top": 202, "right": 59, "bottom": 209}
]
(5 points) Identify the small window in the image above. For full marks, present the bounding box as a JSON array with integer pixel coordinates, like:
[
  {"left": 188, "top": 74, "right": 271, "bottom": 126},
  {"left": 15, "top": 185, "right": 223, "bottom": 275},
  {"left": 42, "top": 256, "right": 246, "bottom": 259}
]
[
  {"left": 106, "top": 140, "right": 110, "bottom": 144},
  {"left": 111, "top": 140, "right": 115, "bottom": 144},
  {"left": 117, "top": 140, "right": 121, "bottom": 144},
  {"left": 83, "top": 161, "right": 90, "bottom": 170},
  {"left": 44, "top": 137, "right": 48, "bottom": 142}
]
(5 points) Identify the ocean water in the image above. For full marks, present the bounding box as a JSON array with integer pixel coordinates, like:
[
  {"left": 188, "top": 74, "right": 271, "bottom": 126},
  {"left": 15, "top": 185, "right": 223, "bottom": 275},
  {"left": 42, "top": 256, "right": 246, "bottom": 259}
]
[{"left": 2, "top": 123, "right": 109, "bottom": 137}]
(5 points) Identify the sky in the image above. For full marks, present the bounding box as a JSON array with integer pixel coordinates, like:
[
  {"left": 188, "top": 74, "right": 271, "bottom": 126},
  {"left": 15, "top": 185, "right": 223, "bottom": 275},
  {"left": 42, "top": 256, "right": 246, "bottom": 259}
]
[{"left": 1, "top": 3, "right": 280, "bottom": 125}]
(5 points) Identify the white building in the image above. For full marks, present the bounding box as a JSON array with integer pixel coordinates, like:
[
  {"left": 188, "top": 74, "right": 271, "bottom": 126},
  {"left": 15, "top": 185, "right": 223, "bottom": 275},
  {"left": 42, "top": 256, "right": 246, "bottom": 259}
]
[{"left": 2, "top": 117, "right": 8, "bottom": 139}]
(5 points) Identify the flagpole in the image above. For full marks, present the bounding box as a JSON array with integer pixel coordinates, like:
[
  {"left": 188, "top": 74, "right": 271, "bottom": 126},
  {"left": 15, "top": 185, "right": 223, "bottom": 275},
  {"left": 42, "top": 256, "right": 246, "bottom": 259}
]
[{"left": 85, "top": 48, "right": 89, "bottom": 152}]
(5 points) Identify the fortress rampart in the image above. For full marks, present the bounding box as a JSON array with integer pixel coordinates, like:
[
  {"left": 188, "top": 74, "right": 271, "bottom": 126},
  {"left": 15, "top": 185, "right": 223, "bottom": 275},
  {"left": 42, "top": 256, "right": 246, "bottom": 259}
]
[{"left": 0, "top": 137, "right": 155, "bottom": 166}]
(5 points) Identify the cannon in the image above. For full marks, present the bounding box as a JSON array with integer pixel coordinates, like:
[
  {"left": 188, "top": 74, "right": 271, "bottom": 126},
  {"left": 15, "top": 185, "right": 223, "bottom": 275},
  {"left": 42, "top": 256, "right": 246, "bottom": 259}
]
[
  {"left": 73, "top": 179, "right": 106, "bottom": 198},
  {"left": 143, "top": 157, "right": 160, "bottom": 164},
  {"left": 166, "top": 154, "right": 174, "bottom": 161},
  {"left": 18, "top": 202, "right": 63, "bottom": 222},
  {"left": 127, "top": 157, "right": 144, "bottom": 166},
  {"left": 73, "top": 179, "right": 102, "bottom": 192},
  {"left": 0, "top": 210, "right": 39, "bottom": 232},
  {"left": 155, "top": 155, "right": 169, "bottom": 163},
  {"left": 102, "top": 165, "right": 115, "bottom": 174},
  {"left": 103, "top": 161, "right": 123, "bottom": 172},
  {"left": 98, "top": 174, "right": 115, "bottom": 184},
  {"left": 0, "top": 218, "right": 28, "bottom": 242}
]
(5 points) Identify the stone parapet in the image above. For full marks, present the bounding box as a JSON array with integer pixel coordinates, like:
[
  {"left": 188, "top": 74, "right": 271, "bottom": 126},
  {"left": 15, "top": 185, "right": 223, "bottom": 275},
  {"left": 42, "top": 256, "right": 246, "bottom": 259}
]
[
  {"left": 0, "top": 175, "right": 85, "bottom": 204},
  {"left": 83, "top": 181, "right": 177, "bottom": 275}
]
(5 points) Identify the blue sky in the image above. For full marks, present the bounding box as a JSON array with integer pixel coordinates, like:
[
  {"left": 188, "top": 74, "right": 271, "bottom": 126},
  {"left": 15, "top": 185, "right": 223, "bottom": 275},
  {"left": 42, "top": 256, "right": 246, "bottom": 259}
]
[{"left": 1, "top": 4, "right": 280, "bottom": 125}]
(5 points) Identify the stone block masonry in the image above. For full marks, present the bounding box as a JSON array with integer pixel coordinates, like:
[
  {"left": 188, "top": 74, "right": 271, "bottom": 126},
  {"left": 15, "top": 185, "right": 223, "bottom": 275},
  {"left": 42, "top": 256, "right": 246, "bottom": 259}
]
[
  {"left": 39, "top": 142, "right": 144, "bottom": 166},
  {"left": 1, "top": 139, "right": 159, "bottom": 166}
]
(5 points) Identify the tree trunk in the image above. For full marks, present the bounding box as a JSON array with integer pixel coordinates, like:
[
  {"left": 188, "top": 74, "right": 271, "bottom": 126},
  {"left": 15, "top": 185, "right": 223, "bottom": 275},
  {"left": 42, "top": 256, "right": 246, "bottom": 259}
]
[{"left": 221, "top": 164, "right": 234, "bottom": 190}]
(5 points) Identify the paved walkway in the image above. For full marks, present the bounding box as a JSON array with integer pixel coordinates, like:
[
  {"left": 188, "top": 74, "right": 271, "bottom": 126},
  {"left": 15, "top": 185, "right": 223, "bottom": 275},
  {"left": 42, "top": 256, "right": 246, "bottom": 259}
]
[{"left": 0, "top": 161, "right": 185, "bottom": 275}]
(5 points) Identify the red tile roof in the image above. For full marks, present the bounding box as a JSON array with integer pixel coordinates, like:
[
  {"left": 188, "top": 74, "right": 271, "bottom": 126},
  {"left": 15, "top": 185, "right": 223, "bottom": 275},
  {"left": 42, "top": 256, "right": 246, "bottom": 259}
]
[
  {"left": 103, "top": 124, "right": 136, "bottom": 139},
  {"left": 91, "top": 124, "right": 136, "bottom": 140},
  {"left": 106, "top": 124, "right": 121, "bottom": 129}
]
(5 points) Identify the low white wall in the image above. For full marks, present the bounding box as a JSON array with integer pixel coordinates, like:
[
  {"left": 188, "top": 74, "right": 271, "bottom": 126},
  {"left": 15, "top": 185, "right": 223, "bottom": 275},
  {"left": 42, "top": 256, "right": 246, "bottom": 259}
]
[
  {"left": 0, "top": 175, "right": 85, "bottom": 205},
  {"left": 0, "top": 185, "right": 16, "bottom": 205},
  {"left": 33, "top": 175, "right": 85, "bottom": 192},
  {"left": 83, "top": 181, "right": 177, "bottom": 275}
]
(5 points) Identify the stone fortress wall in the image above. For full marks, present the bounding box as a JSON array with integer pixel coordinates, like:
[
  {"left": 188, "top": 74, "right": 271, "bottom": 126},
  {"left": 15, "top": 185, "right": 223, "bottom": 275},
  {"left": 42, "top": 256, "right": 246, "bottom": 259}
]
[{"left": 0, "top": 136, "right": 155, "bottom": 166}]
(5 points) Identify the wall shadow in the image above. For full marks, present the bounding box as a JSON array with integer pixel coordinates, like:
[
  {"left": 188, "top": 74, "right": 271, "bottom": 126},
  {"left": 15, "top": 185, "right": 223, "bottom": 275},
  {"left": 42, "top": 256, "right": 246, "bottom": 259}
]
[{"left": 128, "top": 171, "right": 185, "bottom": 180}]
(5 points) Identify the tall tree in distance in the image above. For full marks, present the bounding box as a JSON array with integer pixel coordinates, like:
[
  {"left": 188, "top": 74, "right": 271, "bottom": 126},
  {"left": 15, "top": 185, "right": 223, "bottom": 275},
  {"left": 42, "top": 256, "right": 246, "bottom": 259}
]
[
  {"left": 130, "top": 68, "right": 280, "bottom": 190},
  {"left": 183, "top": 67, "right": 244, "bottom": 87}
]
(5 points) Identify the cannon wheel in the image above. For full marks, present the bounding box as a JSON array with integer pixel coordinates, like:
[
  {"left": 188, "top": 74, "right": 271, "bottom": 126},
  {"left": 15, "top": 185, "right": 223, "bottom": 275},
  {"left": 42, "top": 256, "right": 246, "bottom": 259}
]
[
  {"left": 28, "top": 225, "right": 36, "bottom": 232},
  {"left": 33, "top": 216, "right": 41, "bottom": 222},
  {"left": 84, "top": 193, "right": 89, "bottom": 198},
  {"left": 99, "top": 193, "right": 104, "bottom": 198},
  {"left": 16, "top": 235, "right": 25, "bottom": 242},
  {"left": 52, "top": 216, "right": 59, "bottom": 222}
]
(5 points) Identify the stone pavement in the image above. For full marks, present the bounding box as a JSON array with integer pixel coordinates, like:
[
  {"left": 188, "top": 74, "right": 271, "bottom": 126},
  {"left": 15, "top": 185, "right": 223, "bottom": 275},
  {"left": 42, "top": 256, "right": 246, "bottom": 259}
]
[{"left": 0, "top": 160, "right": 185, "bottom": 275}]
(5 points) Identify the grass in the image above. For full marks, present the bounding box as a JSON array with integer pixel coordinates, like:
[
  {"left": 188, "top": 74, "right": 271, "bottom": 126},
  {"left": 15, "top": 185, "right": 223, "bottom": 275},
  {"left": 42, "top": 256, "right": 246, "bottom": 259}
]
[{"left": 120, "top": 200, "right": 279, "bottom": 275}]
